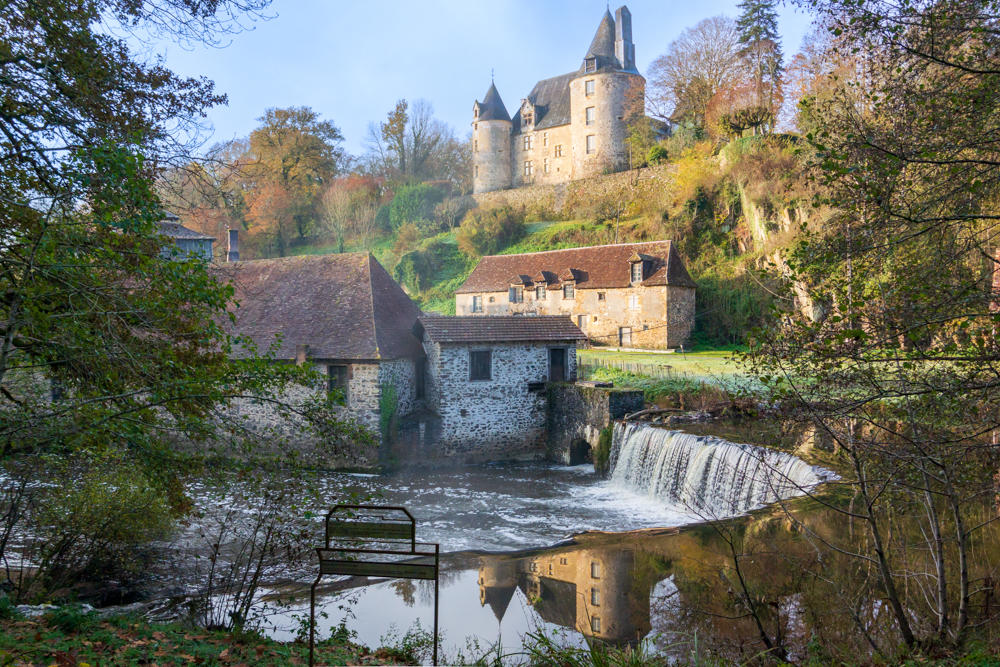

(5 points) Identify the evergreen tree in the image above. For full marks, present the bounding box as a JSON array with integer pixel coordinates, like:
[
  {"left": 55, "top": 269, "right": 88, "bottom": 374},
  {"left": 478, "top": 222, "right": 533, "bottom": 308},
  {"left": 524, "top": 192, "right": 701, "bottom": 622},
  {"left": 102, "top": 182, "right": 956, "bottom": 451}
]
[{"left": 734, "top": 0, "right": 784, "bottom": 132}]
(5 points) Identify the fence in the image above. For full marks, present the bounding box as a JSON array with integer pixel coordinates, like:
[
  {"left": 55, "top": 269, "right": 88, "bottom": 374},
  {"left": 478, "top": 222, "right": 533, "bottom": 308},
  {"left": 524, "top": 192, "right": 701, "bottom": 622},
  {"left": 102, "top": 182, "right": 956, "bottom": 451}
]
[{"left": 578, "top": 357, "right": 684, "bottom": 381}]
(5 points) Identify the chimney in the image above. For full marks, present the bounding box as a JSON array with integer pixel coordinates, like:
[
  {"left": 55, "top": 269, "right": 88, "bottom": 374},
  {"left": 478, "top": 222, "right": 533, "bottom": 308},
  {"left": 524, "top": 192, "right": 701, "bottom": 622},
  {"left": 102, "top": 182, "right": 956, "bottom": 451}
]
[
  {"left": 295, "top": 344, "right": 309, "bottom": 366},
  {"left": 614, "top": 6, "right": 635, "bottom": 70},
  {"left": 227, "top": 228, "right": 239, "bottom": 262}
]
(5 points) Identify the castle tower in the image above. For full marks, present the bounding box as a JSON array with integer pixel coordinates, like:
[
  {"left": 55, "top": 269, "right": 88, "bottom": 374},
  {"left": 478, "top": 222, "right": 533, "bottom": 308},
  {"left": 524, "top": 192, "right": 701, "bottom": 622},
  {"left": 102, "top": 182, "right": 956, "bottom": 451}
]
[
  {"left": 472, "top": 82, "right": 513, "bottom": 194},
  {"left": 569, "top": 6, "right": 644, "bottom": 179}
]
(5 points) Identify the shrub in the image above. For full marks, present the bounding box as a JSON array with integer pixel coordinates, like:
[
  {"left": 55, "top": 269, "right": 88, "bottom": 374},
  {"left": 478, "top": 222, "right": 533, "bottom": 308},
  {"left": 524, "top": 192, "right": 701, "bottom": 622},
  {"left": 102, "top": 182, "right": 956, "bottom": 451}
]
[
  {"left": 455, "top": 206, "right": 525, "bottom": 257},
  {"left": 393, "top": 249, "right": 433, "bottom": 292},
  {"left": 393, "top": 222, "right": 420, "bottom": 257},
  {"left": 648, "top": 144, "right": 668, "bottom": 164},
  {"left": 388, "top": 184, "right": 444, "bottom": 231}
]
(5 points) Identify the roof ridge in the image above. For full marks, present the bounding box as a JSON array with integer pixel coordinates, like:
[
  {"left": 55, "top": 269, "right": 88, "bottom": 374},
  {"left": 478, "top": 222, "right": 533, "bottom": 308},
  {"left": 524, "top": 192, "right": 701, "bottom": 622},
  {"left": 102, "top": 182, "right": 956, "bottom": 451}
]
[
  {"left": 229, "top": 251, "right": 369, "bottom": 265},
  {"left": 364, "top": 253, "right": 382, "bottom": 360},
  {"left": 488, "top": 240, "right": 670, "bottom": 260}
]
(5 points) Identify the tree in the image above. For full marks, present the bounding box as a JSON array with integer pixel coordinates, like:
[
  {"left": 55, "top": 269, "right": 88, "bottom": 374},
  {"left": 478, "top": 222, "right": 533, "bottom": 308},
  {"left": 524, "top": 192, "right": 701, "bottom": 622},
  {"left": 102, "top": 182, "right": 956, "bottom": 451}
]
[
  {"left": 735, "top": 0, "right": 784, "bottom": 129},
  {"left": 647, "top": 16, "right": 742, "bottom": 128},
  {"left": 244, "top": 107, "right": 346, "bottom": 254},
  {"left": 752, "top": 0, "right": 1000, "bottom": 653},
  {"left": 321, "top": 175, "right": 384, "bottom": 252},
  {"left": 365, "top": 99, "right": 470, "bottom": 189}
]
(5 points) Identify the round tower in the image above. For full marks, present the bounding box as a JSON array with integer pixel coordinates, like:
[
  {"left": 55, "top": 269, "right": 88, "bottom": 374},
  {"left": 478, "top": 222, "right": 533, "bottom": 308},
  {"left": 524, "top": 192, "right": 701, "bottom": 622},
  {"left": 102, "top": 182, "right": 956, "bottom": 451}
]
[
  {"left": 569, "top": 6, "right": 645, "bottom": 179},
  {"left": 472, "top": 82, "right": 512, "bottom": 194}
]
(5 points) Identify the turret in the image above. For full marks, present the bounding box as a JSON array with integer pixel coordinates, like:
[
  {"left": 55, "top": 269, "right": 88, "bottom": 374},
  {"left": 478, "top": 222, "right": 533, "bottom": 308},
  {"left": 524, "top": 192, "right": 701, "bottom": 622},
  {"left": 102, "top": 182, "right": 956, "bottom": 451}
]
[
  {"left": 569, "top": 5, "right": 645, "bottom": 179},
  {"left": 472, "top": 82, "right": 513, "bottom": 194}
]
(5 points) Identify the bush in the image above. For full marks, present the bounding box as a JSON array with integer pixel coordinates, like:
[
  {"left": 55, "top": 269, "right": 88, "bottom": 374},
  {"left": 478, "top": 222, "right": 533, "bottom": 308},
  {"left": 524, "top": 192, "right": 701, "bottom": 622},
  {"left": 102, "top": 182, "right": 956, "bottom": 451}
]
[
  {"left": 388, "top": 184, "right": 444, "bottom": 231},
  {"left": 393, "top": 249, "right": 433, "bottom": 292},
  {"left": 648, "top": 144, "right": 668, "bottom": 164},
  {"left": 692, "top": 271, "right": 770, "bottom": 346},
  {"left": 455, "top": 206, "right": 526, "bottom": 257}
]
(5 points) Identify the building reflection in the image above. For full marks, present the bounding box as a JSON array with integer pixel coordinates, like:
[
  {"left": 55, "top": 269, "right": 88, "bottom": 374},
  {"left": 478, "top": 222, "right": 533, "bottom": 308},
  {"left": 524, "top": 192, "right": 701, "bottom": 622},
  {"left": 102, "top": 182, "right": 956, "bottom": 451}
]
[{"left": 478, "top": 545, "right": 657, "bottom": 645}]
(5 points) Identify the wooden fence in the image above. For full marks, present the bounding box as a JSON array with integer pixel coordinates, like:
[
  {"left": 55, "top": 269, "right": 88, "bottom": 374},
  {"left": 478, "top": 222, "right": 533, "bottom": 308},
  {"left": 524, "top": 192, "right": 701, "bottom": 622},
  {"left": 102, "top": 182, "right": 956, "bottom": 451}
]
[{"left": 578, "top": 357, "right": 683, "bottom": 380}]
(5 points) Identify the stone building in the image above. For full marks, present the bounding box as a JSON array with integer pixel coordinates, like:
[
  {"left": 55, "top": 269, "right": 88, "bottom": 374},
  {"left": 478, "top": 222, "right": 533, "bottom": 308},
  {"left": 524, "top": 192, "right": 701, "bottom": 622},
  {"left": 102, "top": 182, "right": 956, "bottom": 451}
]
[
  {"left": 472, "top": 5, "right": 646, "bottom": 193},
  {"left": 455, "top": 241, "right": 696, "bottom": 349},
  {"left": 158, "top": 212, "right": 215, "bottom": 261},
  {"left": 415, "top": 315, "right": 586, "bottom": 460},
  {"left": 222, "top": 252, "right": 426, "bottom": 434}
]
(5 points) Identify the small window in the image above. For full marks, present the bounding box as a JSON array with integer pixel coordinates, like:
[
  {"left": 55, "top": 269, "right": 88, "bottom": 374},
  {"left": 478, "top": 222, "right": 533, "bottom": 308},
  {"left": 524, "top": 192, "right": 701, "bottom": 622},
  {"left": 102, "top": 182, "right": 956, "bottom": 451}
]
[
  {"left": 473, "top": 139, "right": 478, "bottom": 152},
  {"left": 543, "top": 158, "right": 550, "bottom": 174},
  {"left": 591, "top": 561, "right": 601, "bottom": 578},
  {"left": 470, "top": 350, "right": 492, "bottom": 381},
  {"left": 563, "top": 284, "right": 575, "bottom": 299},
  {"left": 523, "top": 135, "right": 533, "bottom": 151},
  {"left": 328, "top": 365, "right": 349, "bottom": 405},
  {"left": 472, "top": 295, "right": 483, "bottom": 313},
  {"left": 585, "top": 107, "right": 595, "bottom": 126},
  {"left": 509, "top": 286, "right": 523, "bottom": 303},
  {"left": 586, "top": 135, "right": 596, "bottom": 154},
  {"left": 548, "top": 563, "right": 553, "bottom": 574},
  {"left": 591, "top": 588, "right": 601, "bottom": 606},
  {"left": 542, "top": 132, "right": 549, "bottom": 146},
  {"left": 529, "top": 561, "right": 537, "bottom": 572},
  {"left": 585, "top": 57, "right": 596, "bottom": 73},
  {"left": 631, "top": 262, "right": 643, "bottom": 282},
  {"left": 524, "top": 160, "right": 533, "bottom": 177},
  {"left": 629, "top": 294, "right": 639, "bottom": 310},
  {"left": 536, "top": 285, "right": 546, "bottom": 300},
  {"left": 488, "top": 296, "right": 495, "bottom": 303},
  {"left": 597, "top": 292, "right": 606, "bottom": 301},
  {"left": 474, "top": 165, "right": 479, "bottom": 178},
  {"left": 554, "top": 144, "right": 563, "bottom": 158},
  {"left": 559, "top": 557, "right": 568, "bottom": 565},
  {"left": 474, "top": 107, "right": 479, "bottom": 118},
  {"left": 591, "top": 616, "right": 601, "bottom": 633},
  {"left": 585, "top": 79, "right": 595, "bottom": 96}
]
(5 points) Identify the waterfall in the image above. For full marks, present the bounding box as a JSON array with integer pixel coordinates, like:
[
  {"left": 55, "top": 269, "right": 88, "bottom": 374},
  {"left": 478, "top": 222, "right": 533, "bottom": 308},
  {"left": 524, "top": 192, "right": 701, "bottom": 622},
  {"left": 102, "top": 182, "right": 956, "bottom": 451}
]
[{"left": 609, "top": 422, "right": 822, "bottom": 518}]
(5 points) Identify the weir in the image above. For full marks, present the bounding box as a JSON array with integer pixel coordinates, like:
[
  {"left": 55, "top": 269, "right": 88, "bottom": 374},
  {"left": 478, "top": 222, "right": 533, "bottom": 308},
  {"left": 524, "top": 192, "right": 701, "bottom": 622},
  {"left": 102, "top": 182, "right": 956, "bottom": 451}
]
[{"left": 609, "top": 422, "right": 822, "bottom": 518}]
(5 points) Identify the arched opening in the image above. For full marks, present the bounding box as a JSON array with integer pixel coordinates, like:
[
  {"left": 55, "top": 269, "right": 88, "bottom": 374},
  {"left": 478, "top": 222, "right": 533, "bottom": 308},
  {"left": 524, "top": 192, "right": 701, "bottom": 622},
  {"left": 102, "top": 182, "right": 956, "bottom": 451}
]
[{"left": 569, "top": 438, "right": 591, "bottom": 465}]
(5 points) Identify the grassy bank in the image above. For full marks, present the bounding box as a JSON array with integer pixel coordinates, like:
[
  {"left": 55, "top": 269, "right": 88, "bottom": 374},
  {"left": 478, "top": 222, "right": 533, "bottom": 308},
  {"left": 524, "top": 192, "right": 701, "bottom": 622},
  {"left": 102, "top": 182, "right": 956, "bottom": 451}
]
[{"left": 0, "top": 606, "right": 412, "bottom": 666}]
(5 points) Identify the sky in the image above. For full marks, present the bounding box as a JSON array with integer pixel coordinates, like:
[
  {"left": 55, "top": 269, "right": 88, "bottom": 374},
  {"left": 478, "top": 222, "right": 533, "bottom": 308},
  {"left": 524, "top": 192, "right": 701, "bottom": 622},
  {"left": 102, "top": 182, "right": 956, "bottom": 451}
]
[{"left": 146, "top": 0, "right": 816, "bottom": 156}]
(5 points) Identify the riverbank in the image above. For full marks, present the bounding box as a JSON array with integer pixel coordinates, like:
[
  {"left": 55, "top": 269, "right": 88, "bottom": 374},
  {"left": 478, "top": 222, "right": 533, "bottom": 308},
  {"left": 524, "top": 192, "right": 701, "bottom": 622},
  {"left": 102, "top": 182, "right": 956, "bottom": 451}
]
[{"left": 0, "top": 605, "right": 414, "bottom": 666}]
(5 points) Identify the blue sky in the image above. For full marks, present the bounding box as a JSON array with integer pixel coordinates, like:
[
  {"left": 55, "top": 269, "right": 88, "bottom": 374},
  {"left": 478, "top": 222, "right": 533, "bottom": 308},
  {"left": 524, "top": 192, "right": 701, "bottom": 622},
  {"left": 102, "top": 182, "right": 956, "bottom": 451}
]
[{"left": 150, "top": 1, "right": 815, "bottom": 155}]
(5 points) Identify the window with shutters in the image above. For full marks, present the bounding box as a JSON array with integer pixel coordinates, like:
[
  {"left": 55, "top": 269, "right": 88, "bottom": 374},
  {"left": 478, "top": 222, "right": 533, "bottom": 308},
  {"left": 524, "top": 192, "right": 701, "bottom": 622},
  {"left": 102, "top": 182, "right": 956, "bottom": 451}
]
[
  {"left": 508, "top": 286, "right": 523, "bottom": 303},
  {"left": 469, "top": 350, "right": 492, "bottom": 381}
]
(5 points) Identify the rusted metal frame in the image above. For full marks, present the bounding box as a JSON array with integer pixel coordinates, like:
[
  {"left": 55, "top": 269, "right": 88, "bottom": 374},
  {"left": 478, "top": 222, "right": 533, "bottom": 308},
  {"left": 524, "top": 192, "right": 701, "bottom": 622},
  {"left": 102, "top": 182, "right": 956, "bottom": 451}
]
[
  {"left": 317, "top": 543, "right": 438, "bottom": 558},
  {"left": 324, "top": 504, "right": 416, "bottom": 551},
  {"left": 308, "top": 570, "right": 322, "bottom": 667}
]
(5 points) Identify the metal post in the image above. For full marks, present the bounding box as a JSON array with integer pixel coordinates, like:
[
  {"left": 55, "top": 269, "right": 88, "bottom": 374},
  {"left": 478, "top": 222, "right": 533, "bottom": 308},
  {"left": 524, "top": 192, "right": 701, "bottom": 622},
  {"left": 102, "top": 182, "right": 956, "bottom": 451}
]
[
  {"left": 309, "top": 575, "right": 320, "bottom": 667},
  {"left": 433, "top": 544, "right": 439, "bottom": 666}
]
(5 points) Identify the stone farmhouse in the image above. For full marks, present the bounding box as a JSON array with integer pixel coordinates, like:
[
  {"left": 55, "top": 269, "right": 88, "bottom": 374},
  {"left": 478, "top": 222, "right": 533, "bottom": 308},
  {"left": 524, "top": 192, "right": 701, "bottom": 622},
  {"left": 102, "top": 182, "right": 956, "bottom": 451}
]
[
  {"left": 472, "top": 5, "right": 650, "bottom": 193},
  {"left": 455, "top": 241, "right": 696, "bottom": 350},
  {"left": 413, "top": 315, "right": 587, "bottom": 461},
  {"left": 222, "top": 252, "right": 426, "bottom": 433}
]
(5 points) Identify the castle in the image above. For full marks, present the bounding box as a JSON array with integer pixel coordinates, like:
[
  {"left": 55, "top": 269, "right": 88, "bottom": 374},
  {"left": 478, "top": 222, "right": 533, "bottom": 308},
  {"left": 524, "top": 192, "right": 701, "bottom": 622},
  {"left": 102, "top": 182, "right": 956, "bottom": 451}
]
[{"left": 472, "top": 5, "right": 644, "bottom": 194}]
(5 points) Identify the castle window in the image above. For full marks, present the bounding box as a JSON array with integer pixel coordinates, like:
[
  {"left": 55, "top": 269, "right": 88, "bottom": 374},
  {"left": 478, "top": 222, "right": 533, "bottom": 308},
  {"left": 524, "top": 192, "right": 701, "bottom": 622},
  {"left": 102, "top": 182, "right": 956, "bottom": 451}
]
[
  {"left": 536, "top": 285, "right": 546, "bottom": 300},
  {"left": 585, "top": 57, "right": 597, "bottom": 73},
  {"left": 470, "top": 350, "right": 492, "bottom": 381},
  {"left": 474, "top": 165, "right": 479, "bottom": 178},
  {"left": 563, "top": 284, "right": 575, "bottom": 299},
  {"left": 629, "top": 294, "right": 640, "bottom": 310},
  {"left": 523, "top": 135, "right": 533, "bottom": 151},
  {"left": 598, "top": 292, "right": 606, "bottom": 301},
  {"left": 474, "top": 139, "right": 478, "bottom": 152},
  {"left": 591, "top": 616, "right": 601, "bottom": 633},
  {"left": 554, "top": 144, "right": 564, "bottom": 158},
  {"left": 542, "top": 132, "right": 549, "bottom": 146},
  {"left": 472, "top": 295, "right": 483, "bottom": 313},
  {"left": 585, "top": 107, "right": 595, "bottom": 126},
  {"left": 509, "top": 286, "right": 524, "bottom": 303},
  {"left": 591, "top": 588, "right": 601, "bottom": 606},
  {"left": 591, "top": 561, "right": 601, "bottom": 578},
  {"left": 586, "top": 135, "right": 596, "bottom": 154},
  {"left": 631, "top": 261, "right": 643, "bottom": 282},
  {"left": 524, "top": 160, "right": 534, "bottom": 177},
  {"left": 543, "top": 158, "right": 550, "bottom": 174},
  {"left": 585, "top": 79, "right": 595, "bottom": 96}
]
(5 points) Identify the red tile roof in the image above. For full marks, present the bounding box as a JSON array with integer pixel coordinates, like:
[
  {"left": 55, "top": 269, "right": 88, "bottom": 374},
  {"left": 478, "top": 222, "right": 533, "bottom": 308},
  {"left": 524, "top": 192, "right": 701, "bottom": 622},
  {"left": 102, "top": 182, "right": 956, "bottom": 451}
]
[
  {"left": 456, "top": 241, "right": 695, "bottom": 294},
  {"left": 417, "top": 316, "right": 587, "bottom": 344},
  {"left": 219, "top": 253, "right": 424, "bottom": 361}
]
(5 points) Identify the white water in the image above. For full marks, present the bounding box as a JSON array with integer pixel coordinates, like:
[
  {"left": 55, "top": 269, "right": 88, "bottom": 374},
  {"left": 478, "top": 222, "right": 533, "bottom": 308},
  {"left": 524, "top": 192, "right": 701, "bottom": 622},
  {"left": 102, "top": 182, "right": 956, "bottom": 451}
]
[{"left": 610, "top": 422, "right": 822, "bottom": 518}]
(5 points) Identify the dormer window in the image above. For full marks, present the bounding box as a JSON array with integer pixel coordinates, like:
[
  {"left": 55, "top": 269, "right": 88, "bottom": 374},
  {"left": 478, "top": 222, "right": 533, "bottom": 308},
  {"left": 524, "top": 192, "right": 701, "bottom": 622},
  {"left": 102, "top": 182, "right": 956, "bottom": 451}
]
[
  {"left": 630, "top": 261, "right": 643, "bottom": 282},
  {"left": 585, "top": 57, "right": 597, "bottom": 73}
]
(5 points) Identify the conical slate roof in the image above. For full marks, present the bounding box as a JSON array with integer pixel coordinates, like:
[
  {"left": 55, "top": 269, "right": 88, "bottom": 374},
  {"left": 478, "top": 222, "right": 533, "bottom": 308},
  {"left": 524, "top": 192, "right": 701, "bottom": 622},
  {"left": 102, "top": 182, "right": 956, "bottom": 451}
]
[
  {"left": 585, "top": 10, "right": 617, "bottom": 60},
  {"left": 476, "top": 82, "right": 511, "bottom": 122}
]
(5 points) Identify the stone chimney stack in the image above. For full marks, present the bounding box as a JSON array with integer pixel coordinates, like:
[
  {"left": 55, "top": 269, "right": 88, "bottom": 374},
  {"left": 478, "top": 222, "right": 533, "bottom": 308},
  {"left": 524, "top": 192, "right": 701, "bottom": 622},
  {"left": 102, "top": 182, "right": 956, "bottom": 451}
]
[
  {"left": 227, "top": 228, "right": 239, "bottom": 262},
  {"left": 614, "top": 6, "right": 635, "bottom": 71}
]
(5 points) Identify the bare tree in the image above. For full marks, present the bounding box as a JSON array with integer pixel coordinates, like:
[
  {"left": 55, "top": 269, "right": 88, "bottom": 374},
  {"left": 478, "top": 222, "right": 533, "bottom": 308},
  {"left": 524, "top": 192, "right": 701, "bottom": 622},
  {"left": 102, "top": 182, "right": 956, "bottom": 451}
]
[{"left": 647, "top": 16, "right": 742, "bottom": 127}]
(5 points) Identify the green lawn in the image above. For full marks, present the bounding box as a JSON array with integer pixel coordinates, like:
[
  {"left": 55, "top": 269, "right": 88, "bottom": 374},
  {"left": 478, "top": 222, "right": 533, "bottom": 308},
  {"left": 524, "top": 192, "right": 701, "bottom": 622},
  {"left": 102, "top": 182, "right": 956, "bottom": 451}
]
[{"left": 580, "top": 348, "right": 745, "bottom": 378}]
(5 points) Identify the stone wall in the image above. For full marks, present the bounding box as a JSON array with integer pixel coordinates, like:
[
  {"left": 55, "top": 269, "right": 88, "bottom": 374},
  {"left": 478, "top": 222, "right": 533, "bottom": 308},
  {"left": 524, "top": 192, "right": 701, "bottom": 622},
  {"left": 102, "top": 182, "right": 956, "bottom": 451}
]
[
  {"left": 470, "top": 163, "right": 674, "bottom": 215},
  {"left": 377, "top": 358, "right": 418, "bottom": 418},
  {"left": 546, "top": 383, "right": 644, "bottom": 464},
  {"left": 422, "top": 340, "right": 578, "bottom": 462}
]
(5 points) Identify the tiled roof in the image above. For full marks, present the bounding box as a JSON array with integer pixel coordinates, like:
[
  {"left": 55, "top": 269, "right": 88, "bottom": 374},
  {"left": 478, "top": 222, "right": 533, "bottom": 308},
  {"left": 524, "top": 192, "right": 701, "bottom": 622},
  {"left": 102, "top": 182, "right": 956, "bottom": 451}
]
[
  {"left": 476, "top": 82, "right": 511, "bottom": 122},
  {"left": 512, "top": 71, "right": 576, "bottom": 133},
  {"left": 220, "top": 253, "right": 424, "bottom": 361},
  {"left": 157, "top": 221, "right": 215, "bottom": 241},
  {"left": 583, "top": 9, "right": 619, "bottom": 72},
  {"left": 417, "top": 316, "right": 587, "bottom": 344},
  {"left": 456, "top": 241, "right": 696, "bottom": 294}
]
